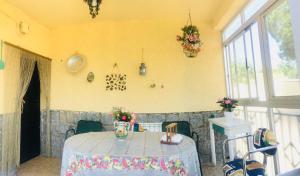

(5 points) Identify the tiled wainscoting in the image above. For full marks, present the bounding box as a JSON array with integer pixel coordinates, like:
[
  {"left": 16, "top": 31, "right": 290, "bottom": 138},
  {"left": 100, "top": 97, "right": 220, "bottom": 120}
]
[
  {"left": 41, "top": 110, "right": 226, "bottom": 164},
  {"left": 0, "top": 114, "right": 2, "bottom": 168}
]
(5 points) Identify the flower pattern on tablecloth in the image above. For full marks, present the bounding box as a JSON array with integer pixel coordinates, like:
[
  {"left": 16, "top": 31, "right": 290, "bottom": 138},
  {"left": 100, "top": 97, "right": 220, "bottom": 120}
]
[{"left": 65, "top": 154, "right": 188, "bottom": 176}]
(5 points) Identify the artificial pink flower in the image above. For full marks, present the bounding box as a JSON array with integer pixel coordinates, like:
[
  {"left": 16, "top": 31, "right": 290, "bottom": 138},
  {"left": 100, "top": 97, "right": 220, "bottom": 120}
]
[
  {"left": 122, "top": 116, "right": 127, "bottom": 121},
  {"left": 122, "top": 159, "right": 128, "bottom": 168},
  {"left": 224, "top": 100, "right": 232, "bottom": 105},
  {"left": 160, "top": 160, "right": 167, "bottom": 171},
  {"left": 85, "top": 159, "right": 92, "bottom": 169},
  {"left": 65, "top": 170, "right": 73, "bottom": 176}
]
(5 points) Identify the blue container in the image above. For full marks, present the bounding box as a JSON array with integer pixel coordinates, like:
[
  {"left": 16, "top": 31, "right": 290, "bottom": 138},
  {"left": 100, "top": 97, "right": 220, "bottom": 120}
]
[{"left": 133, "top": 123, "right": 139, "bottom": 132}]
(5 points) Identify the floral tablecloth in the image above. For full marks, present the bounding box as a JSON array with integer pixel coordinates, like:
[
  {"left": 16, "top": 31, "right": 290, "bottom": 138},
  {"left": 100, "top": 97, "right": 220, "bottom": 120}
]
[{"left": 61, "top": 132, "right": 201, "bottom": 176}]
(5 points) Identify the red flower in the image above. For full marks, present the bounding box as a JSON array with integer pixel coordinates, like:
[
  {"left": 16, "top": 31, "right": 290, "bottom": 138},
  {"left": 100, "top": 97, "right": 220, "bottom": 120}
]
[{"left": 122, "top": 116, "right": 127, "bottom": 121}]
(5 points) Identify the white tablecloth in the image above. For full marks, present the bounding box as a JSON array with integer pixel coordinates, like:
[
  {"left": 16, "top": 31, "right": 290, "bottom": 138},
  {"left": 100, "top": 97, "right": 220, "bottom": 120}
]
[{"left": 61, "top": 132, "right": 201, "bottom": 176}]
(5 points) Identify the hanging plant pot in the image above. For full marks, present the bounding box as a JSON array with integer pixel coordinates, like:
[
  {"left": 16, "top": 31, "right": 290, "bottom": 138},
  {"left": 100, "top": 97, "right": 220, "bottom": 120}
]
[
  {"left": 183, "top": 43, "right": 201, "bottom": 58},
  {"left": 177, "top": 12, "right": 203, "bottom": 58},
  {"left": 183, "top": 48, "right": 198, "bottom": 58},
  {"left": 177, "top": 25, "right": 203, "bottom": 58}
]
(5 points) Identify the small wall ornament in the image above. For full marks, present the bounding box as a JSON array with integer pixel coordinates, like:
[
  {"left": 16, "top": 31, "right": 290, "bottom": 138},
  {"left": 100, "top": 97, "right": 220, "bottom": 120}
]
[
  {"left": 106, "top": 63, "right": 127, "bottom": 91},
  {"left": 176, "top": 12, "right": 203, "bottom": 58},
  {"left": 87, "top": 72, "right": 95, "bottom": 83}
]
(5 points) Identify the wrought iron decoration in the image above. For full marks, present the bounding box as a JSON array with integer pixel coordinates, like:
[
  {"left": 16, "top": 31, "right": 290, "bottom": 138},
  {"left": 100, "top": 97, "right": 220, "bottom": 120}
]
[{"left": 84, "top": 0, "right": 102, "bottom": 18}]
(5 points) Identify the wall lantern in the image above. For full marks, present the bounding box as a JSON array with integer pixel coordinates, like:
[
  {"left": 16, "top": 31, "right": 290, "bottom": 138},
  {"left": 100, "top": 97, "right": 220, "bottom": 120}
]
[
  {"left": 139, "top": 62, "right": 147, "bottom": 76},
  {"left": 139, "top": 48, "right": 147, "bottom": 76}
]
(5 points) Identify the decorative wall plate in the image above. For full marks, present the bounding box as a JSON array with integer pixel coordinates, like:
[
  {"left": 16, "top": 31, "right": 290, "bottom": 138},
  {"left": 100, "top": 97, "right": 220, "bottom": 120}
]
[{"left": 66, "top": 54, "right": 86, "bottom": 73}]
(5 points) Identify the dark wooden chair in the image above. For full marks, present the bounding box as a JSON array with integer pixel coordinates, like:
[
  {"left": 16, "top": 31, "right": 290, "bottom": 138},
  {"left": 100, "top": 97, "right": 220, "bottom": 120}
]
[
  {"left": 162, "top": 121, "right": 203, "bottom": 175},
  {"left": 65, "top": 120, "right": 103, "bottom": 139}
]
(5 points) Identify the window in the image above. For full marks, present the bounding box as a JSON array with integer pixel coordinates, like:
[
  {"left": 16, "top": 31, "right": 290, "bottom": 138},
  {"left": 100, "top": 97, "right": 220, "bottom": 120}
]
[
  {"left": 223, "top": 0, "right": 300, "bottom": 174},
  {"left": 251, "top": 23, "right": 266, "bottom": 101},
  {"left": 224, "top": 23, "right": 265, "bottom": 101},
  {"left": 265, "top": 1, "right": 300, "bottom": 97},
  {"left": 235, "top": 35, "right": 249, "bottom": 98},
  {"left": 244, "top": 0, "right": 268, "bottom": 21},
  {"left": 223, "top": 16, "right": 242, "bottom": 41}
]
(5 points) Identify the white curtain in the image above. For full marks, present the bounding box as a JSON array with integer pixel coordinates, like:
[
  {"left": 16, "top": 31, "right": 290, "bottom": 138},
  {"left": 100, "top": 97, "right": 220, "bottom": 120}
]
[
  {"left": 1, "top": 44, "right": 21, "bottom": 176},
  {"left": 1, "top": 43, "right": 51, "bottom": 176},
  {"left": 37, "top": 56, "right": 52, "bottom": 156}
]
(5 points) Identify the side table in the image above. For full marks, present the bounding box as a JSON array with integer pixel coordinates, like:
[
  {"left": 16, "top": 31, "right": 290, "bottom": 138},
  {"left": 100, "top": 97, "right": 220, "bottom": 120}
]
[{"left": 209, "top": 117, "right": 253, "bottom": 166}]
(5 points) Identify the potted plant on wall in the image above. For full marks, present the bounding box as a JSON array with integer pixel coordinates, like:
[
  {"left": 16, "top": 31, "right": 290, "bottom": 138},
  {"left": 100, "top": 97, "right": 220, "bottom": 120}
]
[
  {"left": 112, "top": 107, "right": 136, "bottom": 139},
  {"left": 217, "top": 97, "right": 239, "bottom": 119}
]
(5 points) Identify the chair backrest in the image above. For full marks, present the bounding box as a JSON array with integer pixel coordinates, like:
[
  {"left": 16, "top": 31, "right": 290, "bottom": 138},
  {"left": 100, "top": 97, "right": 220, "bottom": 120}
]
[
  {"left": 76, "top": 120, "right": 103, "bottom": 134},
  {"left": 162, "top": 121, "right": 191, "bottom": 137},
  {"left": 253, "top": 128, "right": 277, "bottom": 156}
]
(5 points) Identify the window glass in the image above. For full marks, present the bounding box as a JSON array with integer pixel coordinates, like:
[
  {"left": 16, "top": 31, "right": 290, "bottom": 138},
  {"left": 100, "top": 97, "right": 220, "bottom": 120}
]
[
  {"left": 223, "top": 16, "right": 242, "bottom": 41},
  {"left": 234, "top": 36, "right": 249, "bottom": 98},
  {"left": 273, "top": 108, "right": 300, "bottom": 172},
  {"left": 244, "top": 0, "right": 268, "bottom": 21},
  {"left": 229, "top": 43, "right": 239, "bottom": 98},
  {"left": 224, "top": 46, "right": 232, "bottom": 96},
  {"left": 244, "top": 29, "right": 258, "bottom": 99},
  {"left": 251, "top": 23, "right": 266, "bottom": 101},
  {"left": 265, "top": 1, "right": 300, "bottom": 96}
]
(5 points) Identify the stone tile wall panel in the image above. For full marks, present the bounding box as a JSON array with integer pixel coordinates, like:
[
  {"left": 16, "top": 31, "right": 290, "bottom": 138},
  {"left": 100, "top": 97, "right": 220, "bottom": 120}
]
[{"left": 41, "top": 110, "right": 225, "bottom": 164}]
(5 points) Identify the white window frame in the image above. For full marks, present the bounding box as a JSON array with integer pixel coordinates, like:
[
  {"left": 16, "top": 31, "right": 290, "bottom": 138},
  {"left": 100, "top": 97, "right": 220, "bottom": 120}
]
[
  {"left": 222, "top": 0, "right": 300, "bottom": 174},
  {"left": 260, "top": 0, "right": 300, "bottom": 108},
  {"left": 223, "top": 0, "right": 300, "bottom": 109}
]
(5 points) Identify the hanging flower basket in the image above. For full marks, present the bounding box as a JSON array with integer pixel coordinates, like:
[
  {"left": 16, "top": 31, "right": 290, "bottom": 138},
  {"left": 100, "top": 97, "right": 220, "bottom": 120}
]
[
  {"left": 177, "top": 12, "right": 203, "bottom": 58},
  {"left": 177, "top": 25, "right": 203, "bottom": 58}
]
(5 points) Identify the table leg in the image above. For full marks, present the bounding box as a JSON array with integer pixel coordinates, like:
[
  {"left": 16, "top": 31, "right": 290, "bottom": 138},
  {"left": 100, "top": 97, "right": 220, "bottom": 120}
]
[
  {"left": 227, "top": 133, "right": 236, "bottom": 161},
  {"left": 209, "top": 122, "right": 216, "bottom": 166}
]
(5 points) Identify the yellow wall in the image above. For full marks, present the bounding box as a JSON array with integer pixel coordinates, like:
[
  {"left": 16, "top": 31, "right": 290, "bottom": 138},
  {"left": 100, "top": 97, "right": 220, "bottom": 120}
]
[
  {"left": 0, "top": 1, "right": 51, "bottom": 113},
  {"left": 50, "top": 20, "right": 226, "bottom": 113},
  {"left": 0, "top": 2, "right": 228, "bottom": 114},
  {"left": 213, "top": 0, "right": 248, "bottom": 30}
]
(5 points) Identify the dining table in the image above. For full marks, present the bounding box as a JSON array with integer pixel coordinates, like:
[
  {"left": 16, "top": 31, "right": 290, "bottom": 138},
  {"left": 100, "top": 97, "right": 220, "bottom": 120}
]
[{"left": 60, "top": 131, "right": 201, "bottom": 176}]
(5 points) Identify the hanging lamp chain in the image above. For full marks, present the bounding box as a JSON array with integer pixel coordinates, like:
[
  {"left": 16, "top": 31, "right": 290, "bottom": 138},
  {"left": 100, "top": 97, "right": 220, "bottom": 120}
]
[{"left": 141, "top": 48, "right": 144, "bottom": 62}]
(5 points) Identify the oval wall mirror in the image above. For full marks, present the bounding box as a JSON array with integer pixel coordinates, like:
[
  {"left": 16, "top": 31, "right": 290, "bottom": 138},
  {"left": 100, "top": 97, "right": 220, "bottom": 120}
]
[{"left": 66, "top": 54, "right": 86, "bottom": 73}]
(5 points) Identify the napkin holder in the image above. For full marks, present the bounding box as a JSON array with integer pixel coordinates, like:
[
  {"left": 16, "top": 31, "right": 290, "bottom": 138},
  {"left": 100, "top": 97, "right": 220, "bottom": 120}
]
[{"left": 161, "top": 123, "right": 182, "bottom": 145}]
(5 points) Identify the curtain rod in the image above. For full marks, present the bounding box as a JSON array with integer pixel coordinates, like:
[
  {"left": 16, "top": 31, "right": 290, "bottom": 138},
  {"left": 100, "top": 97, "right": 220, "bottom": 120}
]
[{"left": 3, "top": 41, "right": 52, "bottom": 61}]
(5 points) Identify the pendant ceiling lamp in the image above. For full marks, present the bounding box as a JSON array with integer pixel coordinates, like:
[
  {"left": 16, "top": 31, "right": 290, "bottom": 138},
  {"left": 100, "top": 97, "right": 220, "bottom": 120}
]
[{"left": 84, "top": 0, "right": 102, "bottom": 18}]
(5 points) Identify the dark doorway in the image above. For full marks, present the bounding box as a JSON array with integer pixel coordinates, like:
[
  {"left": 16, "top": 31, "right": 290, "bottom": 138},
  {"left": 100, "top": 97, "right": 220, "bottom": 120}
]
[{"left": 20, "top": 63, "right": 41, "bottom": 164}]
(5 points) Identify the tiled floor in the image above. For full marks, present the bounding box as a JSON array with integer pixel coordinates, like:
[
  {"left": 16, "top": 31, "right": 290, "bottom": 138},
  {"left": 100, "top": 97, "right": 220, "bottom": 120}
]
[
  {"left": 17, "top": 156, "right": 61, "bottom": 176},
  {"left": 203, "top": 163, "right": 223, "bottom": 176},
  {"left": 17, "top": 156, "right": 223, "bottom": 176}
]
